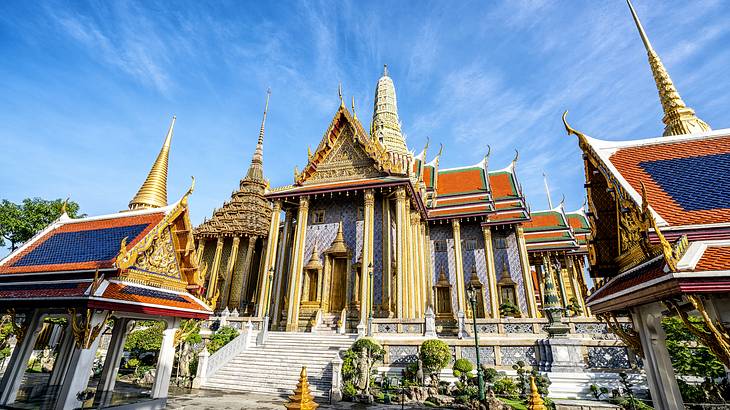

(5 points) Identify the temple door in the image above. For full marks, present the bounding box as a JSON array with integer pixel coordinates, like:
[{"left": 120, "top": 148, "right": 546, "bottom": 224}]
[{"left": 329, "top": 257, "right": 347, "bottom": 312}]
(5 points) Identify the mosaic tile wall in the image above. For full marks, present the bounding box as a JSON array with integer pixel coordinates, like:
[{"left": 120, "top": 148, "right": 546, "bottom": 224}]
[
  {"left": 429, "top": 223, "right": 458, "bottom": 314},
  {"left": 492, "top": 229, "right": 527, "bottom": 313},
  {"left": 460, "top": 223, "right": 491, "bottom": 316},
  {"left": 303, "top": 195, "right": 384, "bottom": 305},
  {"left": 587, "top": 346, "right": 631, "bottom": 369}
]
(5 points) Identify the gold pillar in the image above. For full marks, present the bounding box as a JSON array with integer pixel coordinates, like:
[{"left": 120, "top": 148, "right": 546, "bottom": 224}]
[
  {"left": 452, "top": 219, "right": 466, "bottom": 314},
  {"left": 285, "top": 196, "right": 309, "bottom": 331},
  {"left": 481, "top": 225, "right": 500, "bottom": 318},
  {"left": 225, "top": 236, "right": 242, "bottom": 309},
  {"left": 394, "top": 188, "right": 406, "bottom": 318},
  {"left": 259, "top": 201, "right": 282, "bottom": 318},
  {"left": 566, "top": 256, "right": 586, "bottom": 316},
  {"left": 405, "top": 211, "right": 415, "bottom": 318},
  {"left": 360, "top": 189, "right": 375, "bottom": 324},
  {"left": 411, "top": 212, "right": 423, "bottom": 318},
  {"left": 206, "top": 237, "right": 225, "bottom": 300},
  {"left": 516, "top": 225, "right": 538, "bottom": 318},
  {"left": 272, "top": 209, "right": 292, "bottom": 324},
  {"left": 238, "top": 236, "right": 257, "bottom": 308},
  {"left": 418, "top": 221, "right": 428, "bottom": 316}
]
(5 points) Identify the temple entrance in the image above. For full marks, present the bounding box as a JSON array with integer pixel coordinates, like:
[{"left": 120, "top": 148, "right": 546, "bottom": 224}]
[{"left": 329, "top": 257, "right": 347, "bottom": 312}]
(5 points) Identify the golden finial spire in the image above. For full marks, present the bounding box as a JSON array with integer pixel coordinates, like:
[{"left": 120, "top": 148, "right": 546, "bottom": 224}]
[
  {"left": 626, "top": 0, "right": 711, "bottom": 136},
  {"left": 383, "top": 64, "right": 388, "bottom": 77},
  {"left": 285, "top": 367, "right": 319, "bottom": 410},
  {"left": 371, "top": 65, "right": 408, "bottom": 156},
  {"left": 245, "top": 89, "right": 270, "bottom": 183},
  {"left": 129, "top": 116, "right": 175, "bottom": 210},
  {"left": 351, "top": 96, "right": 357, "bottom": 120},
  {"left": 338, "top": 83, "right": 344, "bottom": 107}
]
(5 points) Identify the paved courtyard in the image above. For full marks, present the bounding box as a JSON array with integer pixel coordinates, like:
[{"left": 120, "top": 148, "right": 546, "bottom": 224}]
[{"left": 167, "top": 388, "right": 428, "bottom": 409}]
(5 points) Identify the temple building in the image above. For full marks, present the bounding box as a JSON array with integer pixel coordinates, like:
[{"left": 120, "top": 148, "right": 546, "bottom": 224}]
[
  {"left": 570, "top": 1, "right": 730, "bottom": 409},
  {"left": 0, "top": 117, "right": 211, "bottom": 409},
  {"left": 197, "top": 66, "right": 593, "bottom": 334}
]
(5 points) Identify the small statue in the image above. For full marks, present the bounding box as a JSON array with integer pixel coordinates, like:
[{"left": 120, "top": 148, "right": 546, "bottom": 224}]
[
  {"left": 416, "top": 357, "right": 425, "bottom": 386},
  {"left": 40, "top": 347, "right": 54, "bottom": 373},
  {"left": 178, "top": 343, "right": 192, "bottom": 379},
  {"left": 355, "top": 349, "right": 369, "bottom": 391}
]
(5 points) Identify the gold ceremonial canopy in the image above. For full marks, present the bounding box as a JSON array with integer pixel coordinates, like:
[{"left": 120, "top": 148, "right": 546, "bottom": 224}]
[
  {"left": 627, "top": 0, "right": 711, "bottom": 136},
  {"left": 129, "top": 116, "right": 176, "bottom": 210}
]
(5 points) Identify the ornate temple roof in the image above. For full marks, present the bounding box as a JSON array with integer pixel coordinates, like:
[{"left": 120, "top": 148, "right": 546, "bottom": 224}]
[
  {"left": 523, "top": 204, "right": 580, "bottom": 253},
  {"left": 195, "top": 91, "right": 273, "bottom": 239},
  {"left": 576, "top": 129, "right": 730, "bottom": 229},
  {"left": 0, "top": 207, "right": 166, "bottom": 275},
  {"left": 0, "top": 119, "right": 211, "bottom": 317},
  {"left": 566, "top": 208, "right": 590, "bottom": 253}
]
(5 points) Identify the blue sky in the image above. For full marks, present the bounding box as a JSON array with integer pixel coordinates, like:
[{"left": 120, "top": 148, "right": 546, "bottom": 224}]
[{"left": 1, "top": 1, "right": 729, "bottom": 239}]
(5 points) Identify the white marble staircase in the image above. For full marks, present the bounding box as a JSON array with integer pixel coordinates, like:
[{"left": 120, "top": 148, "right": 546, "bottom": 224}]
[{"left": 201, "top": 331, "right": 356, "bottom": 398}]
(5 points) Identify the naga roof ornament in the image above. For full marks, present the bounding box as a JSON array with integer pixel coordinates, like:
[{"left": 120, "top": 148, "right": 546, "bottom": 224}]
[
  {"left": 129, "top": 116, "right": 175, "bottom": 210},
  {"left": 627, "top": 0, "right": 711, "bottom": 136}
]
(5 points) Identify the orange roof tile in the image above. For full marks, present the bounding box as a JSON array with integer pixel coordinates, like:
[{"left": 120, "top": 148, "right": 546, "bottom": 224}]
[
  {"left": 489, "top": 172, "right": 517, "bottom": 199},
  {"left": 436, "top": 168, "right": 486, "bottom": 197},
  {"left": 695, "top": 246, "right": 730, "bottom": 271},
  {"left": 608, "top": 136, "right": 730, "bottom": 226}
]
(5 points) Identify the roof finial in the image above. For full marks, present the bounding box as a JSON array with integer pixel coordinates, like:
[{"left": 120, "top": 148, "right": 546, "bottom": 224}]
[
  {"left": 512, "top": 149, "right": 519, "bottom": 164},
  {"left": 338, "top": 83, "right": 344, "bottom": 107},
  {"left": 351, "top": 95, "right": 357, "bottom": 119},
  {"left": 626, "top": 0, "right": 710, "bottom": 136},
  {"left": 543, "top": 172, "right": 553, "bottom": 209},
  {"left": 383, "top": 64, "right": 388, "bottom": 77},
  {"left": 245, "top": 89, "right": 270, "bottom": 183},
  {"left": 129, "top": 116, "right": 175, "bottom": 210}
]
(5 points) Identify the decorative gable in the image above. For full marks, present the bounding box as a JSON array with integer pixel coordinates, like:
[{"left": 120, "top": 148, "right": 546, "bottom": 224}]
[
  {"left": 117, "top": 187, "right": 205, "bottom": 295},
  {"left": 295, "top": 106, "right": 408, "bottom": 185}
]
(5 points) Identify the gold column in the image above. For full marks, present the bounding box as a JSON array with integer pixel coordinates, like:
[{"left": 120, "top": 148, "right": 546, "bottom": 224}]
[
  {"left": 206, "top": 237, "right": 225, "bottom": 300},
  {"left": 394, "top": 188, "right": 406, "bottom": 318},
  {"left": 259, "top": 201, "right": 282, "bottom": 318},
  {"left": 405, "top": 211, "right": 416, "bottom": 318},
  {"left": 225, "top": 236, "right": 242, "bottom": 309},
  {"left": 452, "top": 219, "right": 467, "bottom": 314},
  {"left": 411, "top": 212, "right": 422, "bottom": 318},
  {"left": 238, "top": 236, "right": 257, "bottom": 308},
  {"left": 360, "top": 189, "right": 375, "bottom": 324},
  {"left": 566, "top": 256, "right": 586, "bottom": 316},
  {"left": 516, "top": 225, "right": 538, "bottom": 318},
  {"left": 272, "top": 209, "right": 292, "bottom": 325},
  {"left": 418, "top": 221, "right": 428, "bottom": 316},
  {"left": 285, "top": 196, "right": 309, "bottom": 331},
  {"left": 481, "top": 226, "right": 500, "bottom": 318}
]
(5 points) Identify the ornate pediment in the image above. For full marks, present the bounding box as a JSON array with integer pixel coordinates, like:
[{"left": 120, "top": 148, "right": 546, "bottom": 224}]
[
  {"left": 295, "top": 106, "right": 408, "bottom": 185},
  {"left": 117, "top": 186, "right": 206, "bottom": 295}
]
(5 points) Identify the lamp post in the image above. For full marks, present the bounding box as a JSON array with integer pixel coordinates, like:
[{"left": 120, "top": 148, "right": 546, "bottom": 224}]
[
  {"left": 466, "top": 283, "right": 485, "bottom": 402},
  {"left": 367, "top": 262, "right": 374, "bottom": 336}
]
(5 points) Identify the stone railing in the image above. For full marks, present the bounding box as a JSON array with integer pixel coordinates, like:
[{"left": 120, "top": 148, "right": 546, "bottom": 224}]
[
  {"left": 372, "top": 318, "right": 425, "bottom": 335},
  {"left": 193, "top": 321, "right": 254, "bottom": 388},
  {"left": 202, "top": 310, "right": 265, "bottom": 332}
]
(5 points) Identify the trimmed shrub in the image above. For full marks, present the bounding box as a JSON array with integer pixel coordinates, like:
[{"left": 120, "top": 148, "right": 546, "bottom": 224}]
[{"left": 207, "top": 326, "right": 239, "bottom": 353}]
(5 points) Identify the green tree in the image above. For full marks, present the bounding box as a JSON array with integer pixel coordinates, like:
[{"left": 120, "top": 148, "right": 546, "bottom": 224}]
[
  {"left": 0, "top": 198, "right": 83, "bottom": 251},
  {"left": 420, "top": 339, "right": 451, "bottom": 385}
]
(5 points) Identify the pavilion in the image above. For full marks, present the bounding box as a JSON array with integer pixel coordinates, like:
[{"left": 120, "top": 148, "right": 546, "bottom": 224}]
[
  {"left": 569, "top": 2, "right": 730, "bottom": 409},
  {"left": 0, "top": 117, "right": 212, "bottom": 409}
]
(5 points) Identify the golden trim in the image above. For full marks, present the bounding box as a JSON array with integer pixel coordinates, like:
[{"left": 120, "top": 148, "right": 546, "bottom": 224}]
[
  {"left": 68, "top": 308, "right": 112, "bottom": 349},
  {"left": 665, "top": 295, "right": 730, "bottom": 367},
  {"left": 599, "top": 312, "right": 644, "bottom": 359}
]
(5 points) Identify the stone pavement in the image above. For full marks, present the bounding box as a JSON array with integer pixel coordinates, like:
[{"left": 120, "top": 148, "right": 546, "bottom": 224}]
[{"left": 167, "top": 388, "right": 429, "bottom": 409}]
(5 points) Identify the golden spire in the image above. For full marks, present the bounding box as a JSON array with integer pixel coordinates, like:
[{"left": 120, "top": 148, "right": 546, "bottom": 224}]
[
  {"left": 627, "top": 0, "right": 711, "bottom": 136},
  {"left": 285, "top": 367, "right": 319, "bottom": 410},
  {"left": 129, "top": 116, "right": 175, "bottom": 210},
  {"left": 245, "top": 88, "right": 270, "bottom": 183}
]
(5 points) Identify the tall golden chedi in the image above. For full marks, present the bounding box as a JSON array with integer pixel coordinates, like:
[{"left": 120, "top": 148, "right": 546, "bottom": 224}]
[
  {"left": 129, "top": 116, "right": 176, "bottom": 209},
  {"left": 195, "top": 91, "right": 273, "bottom": 312},
  {"left": 285, "top": 367, "right": 319, "bottom": 410}
]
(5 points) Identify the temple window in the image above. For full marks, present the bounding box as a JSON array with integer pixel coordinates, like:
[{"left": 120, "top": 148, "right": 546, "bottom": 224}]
[
  {"left": 434, "top": 240, "right": 447, "bottom": 253},
  {"left": 462, "top": 239, "right": 477, "bottom": 251},
  {"left": 357, "top": 206, "right": 364, "bottom": 220},
  {"left": 313, "top": 210, "right": 325, "bottom": 224},
  {"left": 500, "top": 285, "right": 516, "bottom": 306}
]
